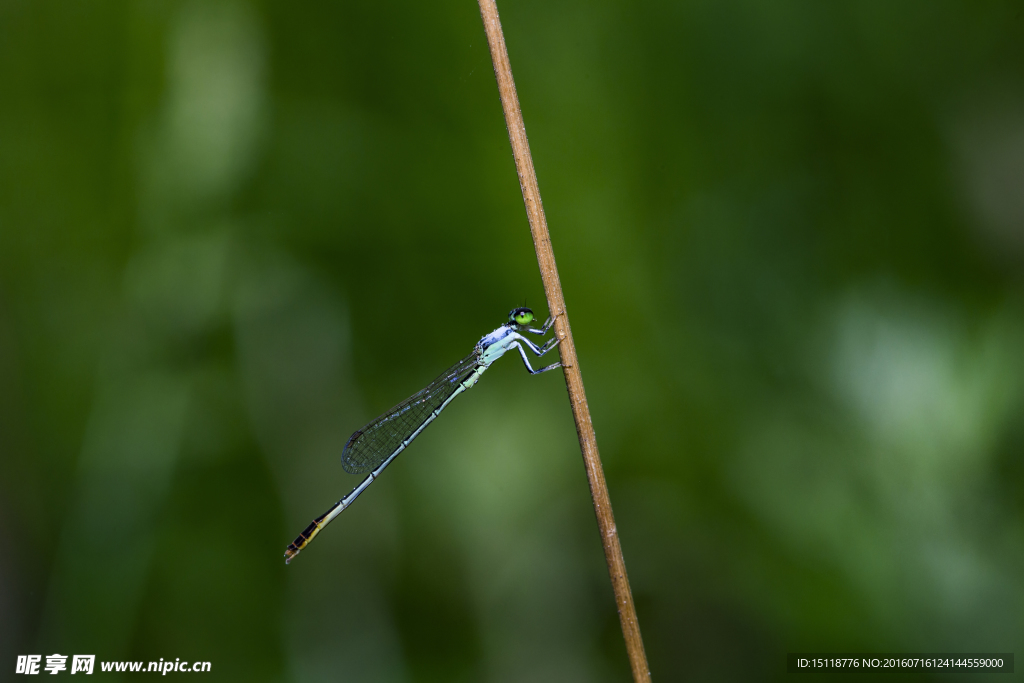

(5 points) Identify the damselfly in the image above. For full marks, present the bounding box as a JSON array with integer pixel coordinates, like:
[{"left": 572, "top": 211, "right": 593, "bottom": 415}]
[{"left": 284, "top": 307, "right": 561, "bottom": 563}]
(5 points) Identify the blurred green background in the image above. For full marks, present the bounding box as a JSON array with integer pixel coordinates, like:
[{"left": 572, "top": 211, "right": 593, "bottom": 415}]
[{"left": 2, "top": 0, "right": 1023, "bottom": 680}]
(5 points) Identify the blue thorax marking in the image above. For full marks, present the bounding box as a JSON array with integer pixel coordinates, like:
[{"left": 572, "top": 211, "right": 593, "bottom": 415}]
[{"left": 479, "top": 324, "right": 515, "bottom": 351}]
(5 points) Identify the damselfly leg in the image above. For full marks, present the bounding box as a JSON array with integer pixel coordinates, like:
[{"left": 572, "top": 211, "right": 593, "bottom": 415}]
[
  {"left": 525, "top": 315, "right": 555, "bottom": 336},
  {"left": 510, "top": 333, "right": 561, "bottom": 374}
]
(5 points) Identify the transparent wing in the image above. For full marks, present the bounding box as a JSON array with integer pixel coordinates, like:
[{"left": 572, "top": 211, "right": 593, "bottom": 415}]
[{"left": 342, "top": 352, "right": 480, "bottom": 474}]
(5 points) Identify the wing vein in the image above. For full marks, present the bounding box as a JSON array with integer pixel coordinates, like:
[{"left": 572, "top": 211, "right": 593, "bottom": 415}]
[{"left": 341, "top": 352, "right": 480, "bottom": 474}]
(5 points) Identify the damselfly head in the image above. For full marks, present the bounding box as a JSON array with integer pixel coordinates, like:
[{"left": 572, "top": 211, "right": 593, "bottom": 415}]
[{"left": 510, "top": 307, "right": 534, "bottom": 326}]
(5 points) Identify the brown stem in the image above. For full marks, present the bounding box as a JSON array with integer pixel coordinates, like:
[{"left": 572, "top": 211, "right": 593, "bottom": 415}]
[{"left": 476, "top": 2, "right": 652, "bottom": 681}]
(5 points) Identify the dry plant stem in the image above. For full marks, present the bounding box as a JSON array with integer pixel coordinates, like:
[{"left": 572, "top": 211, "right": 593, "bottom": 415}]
[{"left": 476, "top": 1, "right": 652, "bottom": 681}]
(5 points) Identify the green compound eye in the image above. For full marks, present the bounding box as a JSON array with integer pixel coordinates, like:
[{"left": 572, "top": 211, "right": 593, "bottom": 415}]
[{"left": 510, "top": 307, "right": 534, "bottom": 326}]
